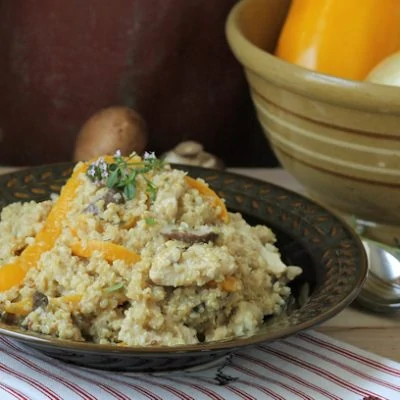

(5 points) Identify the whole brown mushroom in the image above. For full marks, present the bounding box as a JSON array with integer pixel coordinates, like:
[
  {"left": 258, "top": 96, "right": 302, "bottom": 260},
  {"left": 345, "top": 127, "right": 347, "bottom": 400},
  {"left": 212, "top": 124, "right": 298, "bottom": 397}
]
[{"left": 73, "top": 106, "right": 148, "bottom": 161}]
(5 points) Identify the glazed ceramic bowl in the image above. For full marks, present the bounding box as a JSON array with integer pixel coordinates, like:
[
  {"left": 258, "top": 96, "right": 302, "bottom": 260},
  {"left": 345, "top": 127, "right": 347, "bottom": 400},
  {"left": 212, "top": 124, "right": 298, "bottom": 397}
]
[
  {"left": 0, "top": 163, "right": 367, "bottom": 372},
  {"left": 226, "top": 0, "right": 400, "bottom": 227}
]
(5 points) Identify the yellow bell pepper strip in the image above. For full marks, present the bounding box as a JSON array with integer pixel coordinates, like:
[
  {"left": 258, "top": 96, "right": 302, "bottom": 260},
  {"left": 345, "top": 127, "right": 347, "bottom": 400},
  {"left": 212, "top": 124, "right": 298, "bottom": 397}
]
[
  {"left": 221, "top": 276, "right": 239, "bottom": 292},
  {"left": 70, "top": 240, "right": 141, "bottom": 265},
  {"left": 206, "top": 276, "right": 239, "bottom": 292},
  {"left": 120, "top": 216, "right": 139, "bottom": 230},
  {"left": 185, "top": 176, "right": 229, "bottom": 223},
  {"left": 0, "top": 264, "right": 26, "bottom": 292},
  {"left": 51, "top": 294, "right": 82, "bottom": 307},
  {"left": 3, "top": 294, "right": 82, "bottom": 316},
  {"left": 3, "top": 298, "right": 32, "bottom": 316},
  {"left": 0, "top": 163, "right": 88, "bottom": 292},
  {"left": 275, "top": 0, "right": 400, "bottom": 80}
]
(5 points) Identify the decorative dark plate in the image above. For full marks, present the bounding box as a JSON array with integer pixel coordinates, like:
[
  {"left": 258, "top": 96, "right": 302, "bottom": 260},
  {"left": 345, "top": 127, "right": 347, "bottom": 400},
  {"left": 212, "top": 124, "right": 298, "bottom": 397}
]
[{"left": 0, "top": 163, "right": 367, "bottom": 372}]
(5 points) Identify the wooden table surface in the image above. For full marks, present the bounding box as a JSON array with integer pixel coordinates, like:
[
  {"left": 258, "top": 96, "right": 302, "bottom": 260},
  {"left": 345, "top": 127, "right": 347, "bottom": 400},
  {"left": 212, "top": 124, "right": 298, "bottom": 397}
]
[{"left": 1, "top": 165, "right": 399, "bottom": 362}]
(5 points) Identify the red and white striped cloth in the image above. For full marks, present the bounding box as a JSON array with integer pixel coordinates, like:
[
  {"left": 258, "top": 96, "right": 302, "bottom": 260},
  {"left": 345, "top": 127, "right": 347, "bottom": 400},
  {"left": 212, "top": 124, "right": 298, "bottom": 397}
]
[{"left": 0, "top": 330, "right": 399, "bottom": 400}]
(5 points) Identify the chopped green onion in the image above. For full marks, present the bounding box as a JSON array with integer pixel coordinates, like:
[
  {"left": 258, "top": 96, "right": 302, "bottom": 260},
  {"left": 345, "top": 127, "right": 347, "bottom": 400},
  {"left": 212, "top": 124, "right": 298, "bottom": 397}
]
[
  {"left": 105, "top": 282, "right": 124, "bottom": 293},
  {"left": 145, "top": 217, "right": 156, "bottom": 225}
]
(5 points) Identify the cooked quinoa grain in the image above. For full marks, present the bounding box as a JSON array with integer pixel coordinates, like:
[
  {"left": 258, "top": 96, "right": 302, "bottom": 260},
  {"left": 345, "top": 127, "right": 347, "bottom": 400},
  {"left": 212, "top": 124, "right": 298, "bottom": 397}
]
[{"left": 0, "top": 155, "right": 302, "bottom": 346}]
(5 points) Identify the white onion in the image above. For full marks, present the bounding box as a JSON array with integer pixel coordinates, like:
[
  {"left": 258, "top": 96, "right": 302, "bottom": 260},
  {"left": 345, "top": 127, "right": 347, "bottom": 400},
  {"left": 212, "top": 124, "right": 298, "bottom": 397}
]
[{"left": 366, "top": 51, "right": 400, "bottom": 87}]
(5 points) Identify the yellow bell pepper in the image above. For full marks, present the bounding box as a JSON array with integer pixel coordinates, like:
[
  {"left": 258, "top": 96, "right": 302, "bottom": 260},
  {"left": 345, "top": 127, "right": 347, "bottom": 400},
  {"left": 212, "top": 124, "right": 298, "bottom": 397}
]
[
  {"left": 0, "top": 163, "right": 88, "bottom": 292},
  {"left": 3, "top": 298, "right": 33, "bottom": 316},
  {"left": 275, "top": 0, "right": 400, "bottom": 80},
  {"left": 70, "top": 240, "right": 141, "bottom": 265},
  {"left": 0, "top": 155, "right": 143, "bottom": 292},
  {"left": 185, "top": 176, "right": 229, "bottom": 223},
  {"left": 206, "top": 276, "right": 239, "bottom": 292},
  {"left": 3, "top": 294, "right": 83, "bottom": 316}
]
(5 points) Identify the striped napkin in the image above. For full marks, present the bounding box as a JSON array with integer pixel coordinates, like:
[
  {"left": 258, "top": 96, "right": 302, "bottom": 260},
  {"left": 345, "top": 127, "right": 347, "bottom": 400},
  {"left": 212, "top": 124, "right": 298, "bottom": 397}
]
[{"left": 0, "top": 331, "right": 399, "bottom": 400}]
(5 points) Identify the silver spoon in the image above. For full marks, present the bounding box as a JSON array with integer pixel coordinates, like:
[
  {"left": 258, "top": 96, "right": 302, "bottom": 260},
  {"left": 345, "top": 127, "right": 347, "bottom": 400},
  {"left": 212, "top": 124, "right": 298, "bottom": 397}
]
[{"left": 356, "top": 240, "right": 400, "bottom": 313}]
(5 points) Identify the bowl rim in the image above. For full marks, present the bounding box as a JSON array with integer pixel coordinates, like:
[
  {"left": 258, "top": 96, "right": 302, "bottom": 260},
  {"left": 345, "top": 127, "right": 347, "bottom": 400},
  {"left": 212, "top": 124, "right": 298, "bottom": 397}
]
[{"left": 225, "top": 0, "right": 400, "bottom": 113}]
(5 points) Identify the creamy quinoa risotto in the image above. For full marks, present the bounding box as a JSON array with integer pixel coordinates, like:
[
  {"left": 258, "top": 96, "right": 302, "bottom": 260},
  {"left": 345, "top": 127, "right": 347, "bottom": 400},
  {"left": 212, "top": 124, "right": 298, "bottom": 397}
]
[{"left": 0, "top": 153, "right": 302, "bottom": 346}]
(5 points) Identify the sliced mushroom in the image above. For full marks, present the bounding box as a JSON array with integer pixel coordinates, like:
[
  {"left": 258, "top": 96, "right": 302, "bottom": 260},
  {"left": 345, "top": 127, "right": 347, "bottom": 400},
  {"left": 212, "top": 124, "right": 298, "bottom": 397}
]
[
  {"left": 84, "top": 203, "right": 99, "bottom": 215},
  {"left": 32, "top": 291, "right": 49, "bottom": 310},
  {"left": 192, "top": 302, "right": 206, "bottom": 313},
  {"left": 71, "top": 313, "right": 94, "bottom": 341},
  {"left": 102, "top": 188, "right": 125, "bottom": 206},
  {"left": 84, "top": 188, "right": 125, "bottom": 215},
  {"left": 0, "top": 311, "right": 22, "bottom": 325},
  {"left": 161, "top": 225, "right": 218, "bottom": 244}
]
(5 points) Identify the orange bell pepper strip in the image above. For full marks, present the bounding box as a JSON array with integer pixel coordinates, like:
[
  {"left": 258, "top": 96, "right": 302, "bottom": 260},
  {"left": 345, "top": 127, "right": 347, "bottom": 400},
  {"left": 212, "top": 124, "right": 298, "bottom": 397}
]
[
  {"left": 275, "top": 0, "right": 400, "bottom": 80},
  {"left": 0, "top": 163, "right": 88, "bottom": 292},
  {"left": 185, "top": 176, "right": 229, "bottom": 223},
  {"left": 70, "top": 240, "right": 140, "bottom": 265}
]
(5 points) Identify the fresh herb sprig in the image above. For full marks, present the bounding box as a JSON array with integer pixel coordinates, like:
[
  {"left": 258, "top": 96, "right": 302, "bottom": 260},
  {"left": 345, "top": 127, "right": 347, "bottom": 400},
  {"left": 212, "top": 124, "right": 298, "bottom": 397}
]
[
  {"left": 87, "top": 151, "right": 165, "bottom": 201},
  {"left": 144, "top": 217, "right": 156, "bottom": 225}
]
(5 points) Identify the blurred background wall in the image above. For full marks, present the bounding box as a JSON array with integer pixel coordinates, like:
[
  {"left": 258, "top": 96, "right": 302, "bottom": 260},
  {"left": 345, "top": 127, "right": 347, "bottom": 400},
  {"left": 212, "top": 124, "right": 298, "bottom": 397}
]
[{"left": 0, "top": 0, "right": 278, "bottom": 167}]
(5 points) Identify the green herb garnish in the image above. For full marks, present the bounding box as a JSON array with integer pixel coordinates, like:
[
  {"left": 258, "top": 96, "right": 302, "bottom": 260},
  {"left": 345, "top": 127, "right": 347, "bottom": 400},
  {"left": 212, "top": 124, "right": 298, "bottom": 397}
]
[
  {"left": 105, "top": 282, "right": 125, "bottom": 293},
  {"left": 87, "top": 151, "right": 165, "bottom": 201},
  {"left": 145, "top": 217, "right": 156, "bottom": 225}
]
